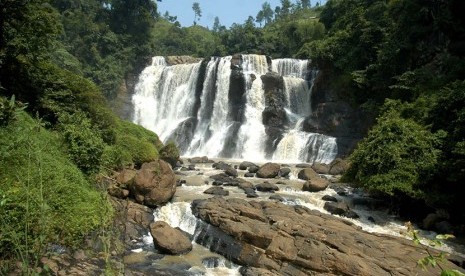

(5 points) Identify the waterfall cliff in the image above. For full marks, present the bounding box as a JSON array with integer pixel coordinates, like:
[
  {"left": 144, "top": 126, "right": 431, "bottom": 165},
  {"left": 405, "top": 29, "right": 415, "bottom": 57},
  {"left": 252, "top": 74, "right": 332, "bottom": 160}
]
[{"left": 132, "top": 55, "right": 337, "bottom": 164}]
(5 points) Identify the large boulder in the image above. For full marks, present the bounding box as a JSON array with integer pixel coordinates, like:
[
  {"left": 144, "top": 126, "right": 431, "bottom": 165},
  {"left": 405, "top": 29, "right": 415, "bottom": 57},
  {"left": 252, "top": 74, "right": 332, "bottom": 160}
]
[
  {"left": 312, "top": 162, "right": 330, "bottom": 174},
  {"left": 297, "top": 168, "right": 319, "bottom": 180},
  {"left": 302, "top": 178, "right": 329, "bottom": 192},
  {"left": 255, "top": 182, "right": 279, "bottom": 193},
  {"left": 256, "top": 163, "right": 281, "bottom": 178},
  {"left": 329, "top": 158, "right": 350, "bottom": 175},
  {"left": 131, "top": 160, "right": 176, "bottom": 207},
  {"left": 150, "top": 221, "right": 192, "bottom": 255},
  {"left": 116, "top": 169, "right": 137, "bottom": 187},
  {"left": 239, "top": 161, "right": 257, "bottom": 170},
  {"left": 191, "top": 197, "right": 459, "bottom": 275},
  {"left": 204, "top": 186, "right": 229, "bottom": 196}
]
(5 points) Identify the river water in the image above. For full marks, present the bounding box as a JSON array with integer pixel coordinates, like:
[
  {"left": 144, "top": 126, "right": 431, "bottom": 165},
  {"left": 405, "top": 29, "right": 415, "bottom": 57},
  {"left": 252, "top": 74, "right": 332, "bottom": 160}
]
[{"left": 128, "top": 158, "right": 465, "bottom": 275}]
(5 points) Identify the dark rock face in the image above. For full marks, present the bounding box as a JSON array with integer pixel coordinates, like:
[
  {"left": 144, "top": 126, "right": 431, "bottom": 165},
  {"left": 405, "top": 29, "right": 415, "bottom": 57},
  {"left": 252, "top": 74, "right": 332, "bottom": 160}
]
[
  {"left": 191, "top": 197, "right": 460, "bottom": 275},
  {"left": 130, "top": 160, "right": 176, "bottom": 207},
  {"left": 322, "top": 195, "right": 338, "bottom": 202},
  {"left": 304, "top": 67, "right": 374, "bottom": 157},
  {"left": 150, "top": 221, "right": 192, "bottom": 255},
  {"left": 165, "top": 117, "right": 197, "bottom": 153},
  {"left": 257, "top": 163, "right": 281, "bottom": 178}
]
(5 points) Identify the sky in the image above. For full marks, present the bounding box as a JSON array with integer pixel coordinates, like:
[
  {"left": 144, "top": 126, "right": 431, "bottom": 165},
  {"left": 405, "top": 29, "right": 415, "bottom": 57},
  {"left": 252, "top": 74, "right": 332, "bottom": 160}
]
[{"left": 158, "top": 0, "right": 327, "bottom": 29}]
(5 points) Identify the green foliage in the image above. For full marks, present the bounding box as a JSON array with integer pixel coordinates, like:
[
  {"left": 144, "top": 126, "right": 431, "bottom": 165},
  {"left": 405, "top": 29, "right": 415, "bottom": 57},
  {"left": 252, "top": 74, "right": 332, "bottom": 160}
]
[
  {"left": 344, "top": 100, "right": 440, "bottom": 198},
  {"left": 405, "top": 222, "right": 465, "bottom": 275},
  {"left": 0, "top": 96, "right": 25, "bottom": 126},
  {"left": 101, "top": 120, "right": 162, "bottom": 170},
  {"left": 58, "top": 112, "right": 105, "bottom": 174},
  {"left": 0, "top": 112, "right": 111, "bottom": 268}
]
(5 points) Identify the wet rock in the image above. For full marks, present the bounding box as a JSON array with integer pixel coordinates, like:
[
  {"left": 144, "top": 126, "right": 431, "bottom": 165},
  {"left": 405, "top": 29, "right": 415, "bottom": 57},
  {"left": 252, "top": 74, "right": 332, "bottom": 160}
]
[
  {"left": 297, "top": 168, "right": 319, "bottom": 181},
  {"left": 322, "top": 195, "right": 338, "bottom": 202},
  {"left": 204, "top": 186, "right": 229, "bottom": 196},
  {"left": 368, "top": 216, "right": 376, "bottom": 223},
  {"left": 329, "top": 158, "right": 349, "bottom": 175},
  {"left": 239, "top": 161, "right": 257, "bottom": 170},
  {"left": 150, "top": 221, "right": 193, "bottom": 255},
  {"left": 302, "top": 178, "right": 329, "bottom": 192},
  {"left": 248, "top": 165, "right": 260, "bottom": 174},
  {"left": 188, "top": 164, "right": 196, "bottom": 171},
  {"left": 269, "top": 195, "right": 285, "bottom": 202},
  {"left": 344, "top": 210, "right": 360, "bottom": 219},
  {"left": 202, "top": 257, "right": 222, "bottom": 268},
  {"left": 213, "top": 161, "right": 232, "bottom": 170},
  {"left": 131, "top": 160, "right": 176, "bottom": 207},
  {"left": 278, "top": 167, "right": 291, "bottom": 178},
  {"left": 189, "top": 156, "right": 212, "bottom": 163},
  {"left": 244, "top": 188, "right": 259, "bottom": 198},
  {"left": 324, "top": 201, "right": 358, "bottom": 218},
  {"left": 256, "top": 163, "right": 281, "bottom": 178},
  {"left": 238, "top": 181, "right": 255, "bottom": 190},
  {"left": 255, "top": 182, "right": 279, "bottom": 192},
  {"left": 225, "top": 167, "right": 238, "bottom": 177},
  {"left": 295, "top": 163, "right": 312, "bottom": 168},
  {"left": 435, "top": 221, "right": 454, "bottom": 234},
  {"left": 210, "top": 173, "right": 240, "bottom": 186},
  {"left": 312, "top": 162, "right": 330, "bottom": 174},
  {"left": 244, "top": 172, "right": 255, "bottom": 178}
]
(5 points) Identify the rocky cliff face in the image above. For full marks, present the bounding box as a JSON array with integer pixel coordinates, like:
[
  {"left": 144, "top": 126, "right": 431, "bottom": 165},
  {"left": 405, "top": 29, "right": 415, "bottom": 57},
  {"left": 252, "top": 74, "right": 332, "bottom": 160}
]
[{"left": 304, "top": 64, "right": 373, "bottom": 157}]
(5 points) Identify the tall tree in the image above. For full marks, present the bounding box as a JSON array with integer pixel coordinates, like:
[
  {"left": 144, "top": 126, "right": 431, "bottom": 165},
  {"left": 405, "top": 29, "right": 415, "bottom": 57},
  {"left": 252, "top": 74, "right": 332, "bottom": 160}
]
[
  {"left": 261, "top": 2, "right": 274, "bottom": 25},
  {"left": 213, "top": 16, "right": 221, "bottom": 32},
  {"left": 192, "top": 2, "right": 201, "bottom": 25}
]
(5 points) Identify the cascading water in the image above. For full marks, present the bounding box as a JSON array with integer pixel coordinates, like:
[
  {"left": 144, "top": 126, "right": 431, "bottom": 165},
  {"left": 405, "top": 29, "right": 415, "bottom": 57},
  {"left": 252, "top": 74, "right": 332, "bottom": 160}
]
[
  {"left": 132, "top": 57, "right": 201, "bottom": 142},
  {"left": 187, "top": 56, "right": 233, "bottom": 157},
  {"left": 234, "top": 55, "right": 268, "bottom": 160},
  {"left": 132, "top": 55, "right": 337, "bottom": 164}
]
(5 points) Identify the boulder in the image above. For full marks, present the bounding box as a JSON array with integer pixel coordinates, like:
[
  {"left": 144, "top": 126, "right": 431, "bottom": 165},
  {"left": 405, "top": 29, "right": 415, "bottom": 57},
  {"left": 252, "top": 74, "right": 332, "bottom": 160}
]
[
  {"left": 107, "top": 186, "right": 129, "bottom": 199},
  {"left": 278, "top": 167, "right": 291, "bottom": 178},
  {"left": 189, "top": 156, "right": 212, "bottom": 163},
  {"left": 322, "top": 195, "right": 338, "bottom": 202},
  {"left": 239, "top": 161, "right": 257, "bottom": 170},
  {"left": 256, "top": 163, "right": 281, "bottom": 178},
  {"left": 204, "top": 186, "right": 229, "bottom": 196},
  {"left": 302, "top": 178, "right": 329, "bottom": 192},
  {"left": 329, "top": 158, "right": 349, "bottom": 175},
  {"left": 213, "top": 161, "right": 231, "bottom": 170},
  {"left": 224, "top": 167, "right": 238, "bottom": 177},
  {"left": 324, "top": 201, "right": 349, "bottom": 215},
  {"left": 297, "top": 168, "right": 319, "bottom": 180},
  {"left": 248, "top": 165, "right": 260, "bottom": 173},
  {"left": 116, "top": 169, "right": 137, "bottom": 187},
  {"left": 244, "top": 173, "right": 255, "bottom": 178},
  {"left": 244, "top": 188, "right": 259, "bottom": 198},
  {"left": 238, "top": 181, "right": 254, "bottom": 190},
  {"left": 296, "top": 163, "right": 312, "bottom": 168},
  {"left": 255, "top": 182, "right": 279, "bottom": 192},
  {"left": 269, "top": 195, "right": 285, "bottom": 202},
  {"left": 312, "top": 163, "right": 330, "bottom": 174},
  {"left": 150, "top": 221, "right": 192, "bottom": 255},
  {"left": 131, "top": 160, "right": 176, "bottom": 207},
  {"left": 210, "top": 173, "right": 240, "bottom": 186}
]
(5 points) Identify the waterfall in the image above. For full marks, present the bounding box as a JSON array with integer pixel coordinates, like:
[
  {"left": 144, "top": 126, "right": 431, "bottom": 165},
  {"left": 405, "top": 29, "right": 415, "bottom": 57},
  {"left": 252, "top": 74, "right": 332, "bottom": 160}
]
[
  {"left": 234, "top": 55, "right": 268, "bottom": 160},
  {"left": 273, "top": 59, "right": 337, "bottom": 163},
  {"left": 132, "top": 55, "right": 338, "bottom": 164},
  {"left": 187, "top": 56, "right": 233, "bottom": 157}
]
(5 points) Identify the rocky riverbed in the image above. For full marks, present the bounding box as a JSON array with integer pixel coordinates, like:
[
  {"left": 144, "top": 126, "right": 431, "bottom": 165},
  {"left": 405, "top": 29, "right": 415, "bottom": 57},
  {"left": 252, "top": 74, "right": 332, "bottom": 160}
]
[{"left": 41, "top": 157, "right": 465, "bottom": 275}]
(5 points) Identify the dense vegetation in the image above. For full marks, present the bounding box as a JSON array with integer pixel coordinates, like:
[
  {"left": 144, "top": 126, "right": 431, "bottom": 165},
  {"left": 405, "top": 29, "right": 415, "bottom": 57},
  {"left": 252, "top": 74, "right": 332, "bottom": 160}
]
[
  {"left": 1, "top": 0, "right": 464, "bottom": 272},
  {"left": 0, "top": 0, "right": 164, "bottom": 271}
]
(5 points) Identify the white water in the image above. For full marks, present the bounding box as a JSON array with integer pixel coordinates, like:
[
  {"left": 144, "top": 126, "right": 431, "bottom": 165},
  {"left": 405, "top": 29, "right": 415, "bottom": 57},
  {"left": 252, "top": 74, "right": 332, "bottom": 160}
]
[
  {"left": 132, "top": 57, "right": 201, "bottom": 141},
  {"left": 133, "top": 55, "right": 337, "bottom": 164}
]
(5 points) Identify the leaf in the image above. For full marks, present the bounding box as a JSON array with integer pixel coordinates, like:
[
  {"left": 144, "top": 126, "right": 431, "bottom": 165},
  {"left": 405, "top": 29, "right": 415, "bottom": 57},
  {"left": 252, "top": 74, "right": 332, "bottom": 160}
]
[{"left": 436, "top": 234, "right": 455, "bottom": 240}]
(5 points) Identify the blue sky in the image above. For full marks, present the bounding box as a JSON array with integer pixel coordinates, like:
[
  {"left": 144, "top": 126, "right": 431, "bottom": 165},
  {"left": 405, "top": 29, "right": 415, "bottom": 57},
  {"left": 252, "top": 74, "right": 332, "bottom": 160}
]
[{"left": 158, "top": 0, "right": 327, "bottom": 28}]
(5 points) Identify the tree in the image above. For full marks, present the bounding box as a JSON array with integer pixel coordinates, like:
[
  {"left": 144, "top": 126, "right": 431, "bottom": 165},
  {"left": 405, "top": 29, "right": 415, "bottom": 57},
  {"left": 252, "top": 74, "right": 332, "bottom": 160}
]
[
  {"left": 256, "top": 10, "right": 265, "bottom": 27},
  {"left": 261, "top": 2, "right": 274, "bottom": 25},
  {"left": 279, "top": 0, "right": 293, "bottom": 17},
  {"left": 192, "top": 2, "right": 202, "bottom": 25},
  {"left": 300, "top": 0, "right": 311, "bottom": 9},
  {"left": 213, "top": 16, "right": 222, "bottom": 32}
]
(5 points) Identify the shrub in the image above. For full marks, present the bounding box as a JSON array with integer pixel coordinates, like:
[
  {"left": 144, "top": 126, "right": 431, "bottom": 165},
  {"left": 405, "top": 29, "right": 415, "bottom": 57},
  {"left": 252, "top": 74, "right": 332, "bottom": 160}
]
[
  {"left": 0, "top": 111, "right": 111, "bottom": 267},
  {"left": 58, "top": 112, "right": 105, "bottom": 174},
  {"left": 344, "top": 100, "right": 440, "bottom": 198}
]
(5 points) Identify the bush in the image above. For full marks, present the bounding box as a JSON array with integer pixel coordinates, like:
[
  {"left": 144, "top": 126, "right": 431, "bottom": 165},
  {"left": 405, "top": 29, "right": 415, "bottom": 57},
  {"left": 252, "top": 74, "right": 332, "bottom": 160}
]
[
  {"left": 0, "top": 112, "right": 111, "bottom": 266},
  {"left": 58, "top": 112, "right": 105, "bottom": 174},
  {"left": 344, "top": 100, "right": 440, "bottom": 198}
]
